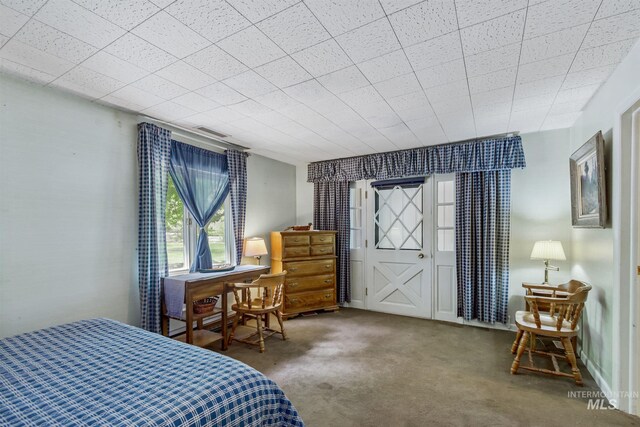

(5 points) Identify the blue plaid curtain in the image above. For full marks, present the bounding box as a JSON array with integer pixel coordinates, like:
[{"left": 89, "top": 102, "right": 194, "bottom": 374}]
[
  {"left": 226, "top": 150, "right": 248, "bottom": 265},
  {"left": 313, "top": 181, "right": 350, "bottom": 303},
  {"left": 169, "top": 141, "right": 229, "bottom": 272},
  {"left": 456, "top": 170, "right": 511, "bottom": 324},
  {"left": 137, "top": 123, "right": 172, "bottom": 333}
]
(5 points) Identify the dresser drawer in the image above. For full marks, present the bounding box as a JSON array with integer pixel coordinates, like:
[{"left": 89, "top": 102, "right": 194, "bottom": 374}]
[
  {"left": 286, "top": 274, "right": 334, "bottom": 293},
  {"left": 283, "top": 245, "right": 310, "bottom": 258},
  {"left": 310, "top": 244, "right": 334, "bottom": 256},
  {"left": 284, "top": 258, "right": 335, "bottom": 276},
  {"left": 283, "top": 235, "right": 310, "bottom": 246},
  {"left": 310, "top": 234, "right": 334, "bottom": 245},
  {"left": 285, "top": 290, "right": 335, "bottom": 310}
]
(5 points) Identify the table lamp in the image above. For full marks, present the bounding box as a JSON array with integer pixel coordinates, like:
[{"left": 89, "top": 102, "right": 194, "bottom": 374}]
[
  {"left": 530, "top": 240, "right": 566, "bottom": 284},
  {"left": 244, "top": 237, "right": 268, "bottom": 265}
]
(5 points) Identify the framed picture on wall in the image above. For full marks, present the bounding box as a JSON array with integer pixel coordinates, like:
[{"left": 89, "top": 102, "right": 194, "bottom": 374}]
[{"left": 570, "top": 131, "right": 607, "bottom": 228}]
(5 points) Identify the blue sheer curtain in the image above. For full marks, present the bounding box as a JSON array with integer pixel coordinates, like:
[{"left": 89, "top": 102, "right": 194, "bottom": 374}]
[
  {"left": 169, "top": 141, "right": 229, "bottom": 272},
  {"left": 137, "top": 123, "right": 172, "bottom": 333}
]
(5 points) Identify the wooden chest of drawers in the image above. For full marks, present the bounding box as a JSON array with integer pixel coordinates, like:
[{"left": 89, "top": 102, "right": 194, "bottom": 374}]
[{"left": 270, "top": 230, "right": 338, "bottom": 318}]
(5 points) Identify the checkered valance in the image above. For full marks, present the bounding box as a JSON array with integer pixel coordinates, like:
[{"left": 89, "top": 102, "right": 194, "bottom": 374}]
[{"left": 307, "top": 136, "right": 526, "bottom": 182}]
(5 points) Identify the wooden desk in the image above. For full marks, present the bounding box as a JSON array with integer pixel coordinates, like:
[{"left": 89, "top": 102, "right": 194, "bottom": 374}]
[{"left": 161, "top": 265, "right": 270, "bottom": 350}]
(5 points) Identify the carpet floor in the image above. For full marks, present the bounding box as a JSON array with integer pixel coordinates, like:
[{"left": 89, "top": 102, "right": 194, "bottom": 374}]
[{"left": 215, "top": 308, "right": 639, "bottom": 427}]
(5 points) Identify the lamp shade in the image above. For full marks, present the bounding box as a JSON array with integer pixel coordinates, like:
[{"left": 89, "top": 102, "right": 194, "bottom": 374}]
[
  {"left": 530, "top": 240, "right": 566, "bottom": 261},
  {"left": 244, "top": 237, "right": 268, "bottom": 257}
]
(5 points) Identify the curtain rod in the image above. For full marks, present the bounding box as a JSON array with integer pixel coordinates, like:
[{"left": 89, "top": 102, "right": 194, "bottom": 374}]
[{"left": 139, "top": 116, "right": 249, "bottom": 152}]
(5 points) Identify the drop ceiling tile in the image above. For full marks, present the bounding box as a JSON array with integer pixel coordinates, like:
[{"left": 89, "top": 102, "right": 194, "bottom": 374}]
[
  {"left": 455, "top": 0, "right": 527, "bottom": 28},
  {"left": 132, "top": 74, "right": 190, "bottom": 99},
  {"left": 357, "top": 49, "right": 412, "bottom": 84},
  {"left": 339, "top": 85, "right": 385, "bottom": 110},
  {"left": 509, "top": 107, "right": 548, "bottom": 132},
  {"left": 460, "top": 9, "right": 525, "bottom": 55},
  {"left": 304, "top": 0, "right": 385, "bottom": 36},
  {"left": 104, "top": 33, "right": 178, "bottom": 73},
  {"left": 317, "top": 65, "right": 369, "bottom": 94},
  {"left": 520, "top": 24, "right": 589, "bottom": 64},
  {"left": 149, "top": 0, "right": 174, "bottom": 8},
  {"left": 72, "top": 0, "right": 159, "bottom": 30},
  {"left": 514, "top": 75, "right": 564, "bottom": 99},
  {"left": 0, "top": 4, "right": 28, "bottom": 37},
  {"left": 474, "top": 103, "right": 512, "bottom": 120},
  {"left": 464, "top": 43, "right": 521, "bottom": 78},
  {"left": 524, "top": 0, "right": 600, "bottom": 39},
  {"left": 387, "top": 90, "right": 431, "bottom": 111},
  {"left": 166, "top": 0, "right": 250, "bottom": 43},
  {"left": 217, "top": 25, "right": 285, "bottom": 68},
  {"left": 107, "top": 85, "right": 165, "bottom": 109},
  {"left": 0, "top": 57, "right": 56, "bottom": 83},
  {"left": 284, "top": 79, "right": 334, "bottom": 106},
  {"left": 257, "top": 3, "right": 329, "bottom": 53},
  {"left": 336, "top": 18, "right": 400, "bottom": 64},
  {"left": 35, "top": 0, "right": 125, "bottom": 48},
  {"left": 155, "top": 60, "right": 216, "bottom": 90},
  {"left": 571, "top": 38, "right": 636, "bottom": 72},
  {"left": 475, "top": 114, "right": 510, "bottom": 135},
  {"left": 540, "top": 111, "right": 581, "bottom": 130},
  {"left": 548, "top": 98, "right": 588, "bottom": 115},
  {"left": 562, "top": 64, "right": 617, "bottom": 89},
  {"left": 404, "top": 31, "right": 463, "bottom": 71},
  {"left": 431, "top": 94, "right": 472, "bottom": 116},
  {"left": 440, "top": 113, "right": 476, "bottom": 141},
  {"left": 512, "top": 93, "right": 556, "bottom": 111},
  {"left": 1, "top": 0, "right": 47, "bottom": 16},
  {"left": 396, "top": 106, "right": 436, "bottom": 123},
  {"left": 374, "top": 73, "right": 421, "bottom": 99},
  {"left": 255, "top": 56, "right": 311, "bottom": 88},
  {"left": 582, "top": 9, "right": 640, "bottom": 48},
  {"left": 223, "top": 69, "right": 278, "bottom": 98},
  {"left": 517, "top": 54, "right": 573, "bottom": 84},
  {"left": 99, "top": 94, "right": 145, "bottom": 112},
  {"left": 143, "top": 100, "right": 197, "bottom": 121},
  {"left": 82, "top": 51, "right": 149, "bottom": 84},
  {"left": 377, "top": 123, "right": 420, "bottom": 149},
  {"left": 52, "top": 66, "right": 125, "bottom": 98},
  {"left": 228, "top": 100, "right": 273, "bottom": 118},
  {"left": 379, "top": 0, "right": 422, "bottom": 15},
  {"left": 205, "top": 106, "right": 248, "bottom": 122},
  {"left": 388, "top": 1, "right": 457, "bottom": 47},
  {"left": 596, "top": 0, "right": 640, "bottom": 19},
  {"left": 291, "top": 39, "right": 352, "bottom": 77},
  {"left": 415, "top": 58, "right": 466, "bottom": 89},
  {"left": 358, "top": 102, "right": 402, "bottom": 128},
  {"left": 554, "top": 84, "right": 599, "bottom": 104},
  {"left": 183, "top": 44, "right": 247, "bottom": 81},
  {"left": 0, "top": 39, "right": 74, "bottom": 76},
  {"left": 0, "top": 34, "right": 8, "bottom": 47},
  {"left": 14, "top": 19, "right": 97, "bottom": 63},
  {"left": 471, "top": 86, "right": 514, "bottom": 108},
  {"left": 426, "top": 79, "right": 469, "bottom": 103},
  {"left": 132, "top": 11, "right": 210, "bottom": 57},
  {"left": 411, "top": 124, "right": 448, "bottom": 146},
  {"left": 253, "top": 90, "right": 298, "bottom": 110},
  {"left": 251, "top": 110, "right": 295, "bottom": 128},
  {"left": 172, "top": 91, "right": 221, "bottom": 112},
  {"left": 226, "top": 0, "right": 298, "bottom": 23}
]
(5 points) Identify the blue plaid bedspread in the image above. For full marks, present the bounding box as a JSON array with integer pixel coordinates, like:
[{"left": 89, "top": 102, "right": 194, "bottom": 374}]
[{"left": 0, "top": 319, "right": 303, "bottom": 426}]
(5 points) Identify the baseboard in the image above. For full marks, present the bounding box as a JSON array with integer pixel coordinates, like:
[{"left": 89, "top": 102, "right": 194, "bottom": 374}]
[
  {"left": 462, "top": 317, "right": 516, "bottom": 331},
  {"left": 580, "top": 350, "right": 615, "bottom": 407}
]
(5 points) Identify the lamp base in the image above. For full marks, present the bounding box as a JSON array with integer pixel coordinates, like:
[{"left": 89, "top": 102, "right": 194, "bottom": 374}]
[{"left": 255, "top": 256, "right": 262, "bottom": 265}]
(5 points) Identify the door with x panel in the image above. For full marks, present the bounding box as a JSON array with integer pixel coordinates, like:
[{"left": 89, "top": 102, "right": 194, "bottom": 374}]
[{"left": 366, "top": 179, "right": 433, "bottom": 318}]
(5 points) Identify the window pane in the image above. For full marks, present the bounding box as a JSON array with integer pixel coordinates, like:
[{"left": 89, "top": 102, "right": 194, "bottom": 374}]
[
  {"left": 438, "top": 229, "right": 455, "bottom": 252},
  {"left": 206, "top": 204, "right": 226, "bottom": 264},
  {"left": 438, "top": 180, "right": 454, "bottom": 204},
  {"left": 166, "top": 177, "right": 186, "bottom": 270},
  {"left": 438, "top": 205, "right": 454, "bottom": 227},
  {"left": 375, "top": 185, "right": 423, "bottom": 250}
]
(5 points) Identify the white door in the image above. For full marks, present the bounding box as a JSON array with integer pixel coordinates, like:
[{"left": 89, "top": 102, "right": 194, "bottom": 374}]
[
  {"left": 433, "top": 174, "right": 458, "bottom": 322},
  {"left": 366, "top": 179, "right": 433, "bottom": 318},
  {"left": 349, "top": 181, "right": 366, "bottom": 309}
]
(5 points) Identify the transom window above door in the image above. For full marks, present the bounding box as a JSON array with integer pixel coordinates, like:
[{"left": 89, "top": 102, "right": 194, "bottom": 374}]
[{"left": 374, "top": 183, "right": 423, "bottom": 250}]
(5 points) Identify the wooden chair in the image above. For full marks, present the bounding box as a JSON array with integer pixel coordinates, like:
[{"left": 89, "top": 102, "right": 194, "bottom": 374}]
[
  {"left": 227, "top": 271, "right": 287, "bottom": 353},
  {"left": 510, "top": 280, "right": 591, "bottom": 385}
]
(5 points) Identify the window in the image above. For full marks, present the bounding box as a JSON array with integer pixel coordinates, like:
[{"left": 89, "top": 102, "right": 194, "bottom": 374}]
[
  {"left": 165, "top": 176, "right": 232, "bottom": 273},
  {"left": 374, "top": 184, "right": 423, "bottom": 250},
  {"left": 349, "top": 183, "right": 363, "bottom": 249},
  {"left": 436, "top": 180, "right": 455, "bottom": 252}
]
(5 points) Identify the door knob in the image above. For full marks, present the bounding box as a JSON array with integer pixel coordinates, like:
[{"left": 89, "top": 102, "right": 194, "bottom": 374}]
[{"left": 418, "top": 253, "right": 425, "bottom": 259}]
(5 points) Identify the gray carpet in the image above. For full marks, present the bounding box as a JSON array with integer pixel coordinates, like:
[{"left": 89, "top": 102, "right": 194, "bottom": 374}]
[{"left": 216, "top": 308, "right": 639, "bottom": 426}]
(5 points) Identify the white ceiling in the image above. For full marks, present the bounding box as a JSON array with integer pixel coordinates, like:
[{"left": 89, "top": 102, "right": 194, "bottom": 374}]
[{"left": 1, "top": 0, "right": 639, "bottom": 164}]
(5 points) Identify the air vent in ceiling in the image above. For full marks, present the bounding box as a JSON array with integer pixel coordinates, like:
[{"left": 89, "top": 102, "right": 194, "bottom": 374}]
[{"left": 196, "top": 127, "right": 228, "bottom": 138}]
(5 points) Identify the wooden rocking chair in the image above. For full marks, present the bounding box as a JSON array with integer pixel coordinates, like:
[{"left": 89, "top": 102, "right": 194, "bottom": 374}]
[
  {"left": 227, "top": 271, "right": 287, "bottom": 353},
  {"left": 510, "top": 280, "right": 591, "bottom": 385}
]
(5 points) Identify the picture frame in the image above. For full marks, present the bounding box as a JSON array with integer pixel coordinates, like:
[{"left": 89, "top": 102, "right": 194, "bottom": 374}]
[{"left": 570, "top": 131, "right": 607, "bottom": 228}]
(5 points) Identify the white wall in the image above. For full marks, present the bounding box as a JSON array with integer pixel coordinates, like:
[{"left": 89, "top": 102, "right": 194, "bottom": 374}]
[
  {"left": 0, "top": 74, "right": 299, "bottom": 338},
  {"left": 0, "top": 75, "right": 139, "bottom": 338},
  {"left": 296, "top": 163, "right": 313, "bottom": 225}
]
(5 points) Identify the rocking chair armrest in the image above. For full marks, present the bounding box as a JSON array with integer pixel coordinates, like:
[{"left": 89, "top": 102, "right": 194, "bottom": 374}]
[
  {"left": 524, "top": 295, "right": 568, "bottom": 305},
  {"left": 228, "top": 282, "right": 261, "bottom": 289},
  {"left": 522, "top": 283, "right": 564, "bottom": 292}
]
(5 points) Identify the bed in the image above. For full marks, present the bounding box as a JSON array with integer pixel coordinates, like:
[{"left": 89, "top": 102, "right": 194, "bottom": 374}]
[{"left": 0, "top": 318, "right": 303, "bottom": 426}]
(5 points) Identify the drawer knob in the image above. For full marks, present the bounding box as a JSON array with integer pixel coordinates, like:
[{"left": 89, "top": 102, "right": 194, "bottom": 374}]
[
  {"left": 289, "top": 282, "right": 298, "bottom": 288},
  {"left": 319, "top": 237, "right": 325, "bottom": 241},
  {"left": 324, "top": 279, "right": 331, "bottom": 283},
  {"left": 324, "top": 265, "right": 331, "bottom": 268},
  {"left": 324, "top": 295, "right": 331, "bottom": 299},
  {"left": 290, "top": 298, "right": 300, "bottom": 304},
  {"left": 289, "top": 267, "right": 298, "bottom": 271}
]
